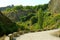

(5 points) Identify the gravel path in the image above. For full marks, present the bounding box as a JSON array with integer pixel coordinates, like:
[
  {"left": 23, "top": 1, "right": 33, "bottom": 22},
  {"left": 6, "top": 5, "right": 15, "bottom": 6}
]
[{"left": 16, "top": 29, "right": 60, "bottom": 40}]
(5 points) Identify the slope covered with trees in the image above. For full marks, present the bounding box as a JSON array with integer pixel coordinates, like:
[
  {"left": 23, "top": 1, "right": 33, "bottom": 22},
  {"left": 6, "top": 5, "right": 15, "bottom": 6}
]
[
  {"left": 1, "top": 4, "right": 60, "bottom": 32},
  {"left": 2, "top": 4, "right": 48, "bottom": 22},
  {"left": 0, "top": 2, "right": 60, "bottom": 37}
]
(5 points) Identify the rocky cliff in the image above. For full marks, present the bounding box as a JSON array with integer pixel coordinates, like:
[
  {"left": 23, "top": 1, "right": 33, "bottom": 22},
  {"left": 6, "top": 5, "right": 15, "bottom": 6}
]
[
  {"left": 49, "top": 0, "right": 60, "bottom": 13},
  {"left": 0, "top": 11, "right": 18, "bottom": 36}
]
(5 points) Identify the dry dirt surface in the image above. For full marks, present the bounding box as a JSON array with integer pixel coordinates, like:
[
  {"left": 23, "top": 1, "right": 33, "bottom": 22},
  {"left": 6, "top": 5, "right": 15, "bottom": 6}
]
[{"left": 16, "top": 29, "right": 60, "bottom": 40}]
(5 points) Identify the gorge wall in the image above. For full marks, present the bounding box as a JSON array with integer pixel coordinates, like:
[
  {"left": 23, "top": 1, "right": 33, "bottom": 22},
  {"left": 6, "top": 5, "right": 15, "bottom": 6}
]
[
  {"left": 0, "top": 11, "right": 18, "bottom": 36},
  {"left": 49, "top": 0, "right": 60, "bottom": 13}
]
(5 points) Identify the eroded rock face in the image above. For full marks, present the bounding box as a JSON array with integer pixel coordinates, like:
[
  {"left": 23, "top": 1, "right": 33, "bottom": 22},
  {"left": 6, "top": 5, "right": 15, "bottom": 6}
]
[
  {"left": 49, "top": 0, "right": 60, "bottom": 13},
  {"left": 0, "top": 11, "right": 18, "bottom": 36}
]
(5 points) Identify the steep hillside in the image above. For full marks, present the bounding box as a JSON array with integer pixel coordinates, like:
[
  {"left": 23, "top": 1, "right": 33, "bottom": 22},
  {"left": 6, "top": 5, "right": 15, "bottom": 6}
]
[
  {"left": 1, "top": 4, "right": 60, "bottom": 32},
  {"left": 0, "top": 11, "right": 18, "bottom": 37},
  {"left": 2, "top": 4, "right": 48, "bottom": 22},
  {"left": 3, "top": 10, "right": 34, "bottom": 22}
]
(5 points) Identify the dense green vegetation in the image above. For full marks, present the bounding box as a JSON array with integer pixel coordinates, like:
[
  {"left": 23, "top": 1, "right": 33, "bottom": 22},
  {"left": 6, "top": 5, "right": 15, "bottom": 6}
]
[
  {"left": 0, "top": 4, "right": 60, "bottom": 37},
  {"left": 2, "top": 4, "right": 48, "bottom": 14}
]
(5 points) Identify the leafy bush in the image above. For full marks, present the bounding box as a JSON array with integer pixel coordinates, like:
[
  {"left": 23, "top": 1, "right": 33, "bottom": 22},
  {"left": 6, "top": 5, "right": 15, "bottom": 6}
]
[
  {"left": 20, "top": 13, "right": 35, "bottom": 22},
  {"left": 31, "top": 16, "right": 38, "bottom": 25}
]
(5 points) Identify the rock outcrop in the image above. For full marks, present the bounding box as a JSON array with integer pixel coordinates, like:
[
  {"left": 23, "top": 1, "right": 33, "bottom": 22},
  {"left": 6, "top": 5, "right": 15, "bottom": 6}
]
[
  {"left": 0, "top": 11, "right": 18, "bottom": 37},
  {"left": 49, "top": 0, "right": 60, "bottom": 13}
]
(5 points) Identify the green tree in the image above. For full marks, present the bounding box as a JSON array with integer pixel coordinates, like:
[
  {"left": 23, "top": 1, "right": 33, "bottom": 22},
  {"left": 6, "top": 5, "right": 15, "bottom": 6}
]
[
  {"left": 31, "top": 16, "right": 38, "bottom": 25},
  {"left": 38, "top": 9, "right": 44, "bottom": 29},
  {"left": 12, "top": 5, "right": 23, "bottom": 10}
]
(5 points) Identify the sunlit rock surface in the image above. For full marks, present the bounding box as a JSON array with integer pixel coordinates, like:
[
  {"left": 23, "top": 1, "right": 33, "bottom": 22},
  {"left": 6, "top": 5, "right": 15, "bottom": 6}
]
[{"left": 49, "top": 0, "right": 60, "bottom": 13}]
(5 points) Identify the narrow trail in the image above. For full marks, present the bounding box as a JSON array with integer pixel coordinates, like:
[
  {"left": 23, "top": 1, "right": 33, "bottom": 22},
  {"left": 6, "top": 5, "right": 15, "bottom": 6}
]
[{"left": 16, "top": 29, "right": 60, "bottom": 40}]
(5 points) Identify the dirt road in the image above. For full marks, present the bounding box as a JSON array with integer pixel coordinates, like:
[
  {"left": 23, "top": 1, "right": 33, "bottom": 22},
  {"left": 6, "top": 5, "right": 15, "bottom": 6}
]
[{"left": 16, "top": 29, "right": 60, "bottom": 40}]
